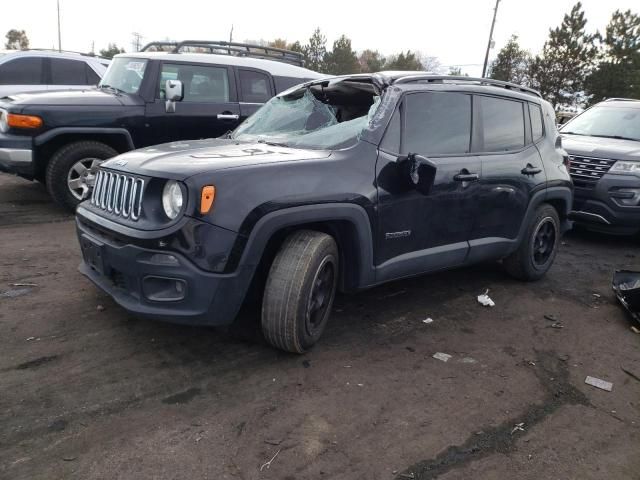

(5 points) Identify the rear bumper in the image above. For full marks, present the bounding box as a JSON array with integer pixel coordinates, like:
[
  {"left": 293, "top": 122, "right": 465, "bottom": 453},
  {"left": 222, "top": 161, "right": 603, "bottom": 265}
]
[
  {"left": 76, "top": 216, "right": 254, "bottom": 326},
  {"left": 570, "top": 174, "right": 640, "bottom": 234}
]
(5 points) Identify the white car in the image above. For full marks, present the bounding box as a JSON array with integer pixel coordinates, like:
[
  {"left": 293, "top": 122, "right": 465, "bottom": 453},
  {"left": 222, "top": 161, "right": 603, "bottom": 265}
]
[{"left": 0, "top": 50, "right": 109, "bottom": 97}]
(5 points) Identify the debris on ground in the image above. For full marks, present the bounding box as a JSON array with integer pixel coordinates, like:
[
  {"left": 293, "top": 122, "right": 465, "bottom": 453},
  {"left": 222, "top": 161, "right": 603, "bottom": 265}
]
[
  {"left": 477, "top": 289, "right": 495, "bottom": 307},
  {"left": 432, "top": 352, "right": 452, "bottom": 362},
  {"left": 302, "top": 360, "right": 311, "bottom": 368},
  {"left": 96, "top": 305, "right": 105, "bottom": 312},
  {"left": 547, "top": 322, "right": 564, "bottom": 329},
  {"left": 585, "top": 376, "right": 613, "bottom": 392},
  {"left": 25, "top": 337, "right": 36, "bottom": 341},
  {"left": 620, "top": 366, "right": 640, "bottom": 384},
  {"left": 612, "top": 270, "right": 640, "bottom": 324},
  {"left": 384, "top": 289, "right": 406, "bottom": 299},
  {"left": 264, "top": 439, "right": 283, "bottom": 446},
  {"left": 631, "top": 326, "right": 640, "bottom": 335},
  {"left": 460, "top": 357, "right": 478, "bottom": 364},
  {"left": 544, "top": 314, "right": 559, "bottom": 322},
  {"left": 422, "top": 317, "right": 434, "bottom": 324},
  {"left": 0, "top": 288, "right": 32, "bottom": 298},
  {"left": 511, "top": 422, "right": 525, "bottom": 435},
  {"left": 260, "top": 449, "right": 281, "bottom": 471},
  {"left": 10, "top": 282, "right": 38, "bottom": 287}
]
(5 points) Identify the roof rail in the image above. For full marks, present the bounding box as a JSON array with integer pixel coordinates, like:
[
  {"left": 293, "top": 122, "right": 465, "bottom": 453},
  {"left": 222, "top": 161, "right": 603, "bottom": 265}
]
[
  {"left": 20, "top": 48, "right": 109, "bottom": 61},
  {"left": 603, "top": 97, "right": 640, "bottom": 102},
  {"left": 393, "top": 75, "right": 542, "bottom": 98},
  {"left": 139, "top": 40, "right": 305, "bottom": 67}
]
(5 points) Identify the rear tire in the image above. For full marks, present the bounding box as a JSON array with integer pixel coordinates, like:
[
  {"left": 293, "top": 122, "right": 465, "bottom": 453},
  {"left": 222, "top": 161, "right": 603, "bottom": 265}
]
[
  {"left": 46, "top": 141, "right": 118, "bottom": 211},
  {"left": 261, "top": 230, "right": 339, "bottom": 353},
  {"left": 504, "top": 203, "right": 560, "bottom": 281}
]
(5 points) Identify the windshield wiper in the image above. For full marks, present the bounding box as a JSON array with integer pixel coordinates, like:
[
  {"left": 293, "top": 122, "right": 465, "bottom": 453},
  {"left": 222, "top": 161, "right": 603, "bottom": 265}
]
[
  {"left": 99, "top": 84, "right": 124, "bottom": 95},
  {"left": 560, "top": 131, "right": 586, "bottom": 136},
  {"left": 587, "top": 134, "right": 640, "bottom": 142}
]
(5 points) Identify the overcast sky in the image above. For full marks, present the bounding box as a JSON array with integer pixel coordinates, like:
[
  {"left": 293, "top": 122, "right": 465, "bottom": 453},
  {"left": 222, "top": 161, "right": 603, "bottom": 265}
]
[{"left": 2, "top": 0, "right": 638, "bottom": 75}]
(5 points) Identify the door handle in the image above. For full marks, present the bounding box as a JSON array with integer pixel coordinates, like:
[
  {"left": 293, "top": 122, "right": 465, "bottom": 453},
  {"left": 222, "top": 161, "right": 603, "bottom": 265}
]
[
  {"left": 217, "top": 113, "right": 240, "bottom": 120},
  {"left": 453, "top": 172, "right": 479, "bottom": 182},
  {"left": 521, "top": 164, "right": 542, "bottom": 175}
]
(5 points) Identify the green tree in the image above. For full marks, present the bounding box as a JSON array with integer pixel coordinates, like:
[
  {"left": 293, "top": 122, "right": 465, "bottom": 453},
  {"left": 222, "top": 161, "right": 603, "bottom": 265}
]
[
  {"left": 99, "top": 43, "right": 125, "bottom": 59},
  {"left": 5, "top": 29, "right": 29, "bottom": 50},
  {"left": 324, "top": 35, "right": 359, "bottom": 74},
  {"left": 268, "top": 38, "right": 288, "bottom": 49},
  {"left": 585, "top": 9, "right": 640, "bottom": 103},
  {"left": 385, "top": 50, "right": 423, "bottom": 71},
  {"left": 529, "top": 2, "right": 598, "bottom": 108},
  {"left": 488, "top": 35, "right": 531, "bottom": 84},
  {"left": 304, "top": 28, "right": 328, "bottom": 73},
  {"left": 358, "top": 49, "right": 386, "bottom": 73},
  {"left": 288, "top": 40, "right": 304, "bottom": 54}
]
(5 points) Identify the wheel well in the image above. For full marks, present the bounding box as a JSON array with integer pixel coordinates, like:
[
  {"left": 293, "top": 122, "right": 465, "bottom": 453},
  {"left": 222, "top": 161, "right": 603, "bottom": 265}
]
[
  {"left": 545, "top": 197, "right": 568, "bottom": 219},
  {"left": 246, "top": 220, "right": 363, "bottom": 302},
  {"left": 33, "top": 133, "right": 131, "bottom": 179}
]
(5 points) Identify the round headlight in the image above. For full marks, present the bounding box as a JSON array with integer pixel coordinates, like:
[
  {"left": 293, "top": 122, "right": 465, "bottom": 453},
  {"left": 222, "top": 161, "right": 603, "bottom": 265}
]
[{"left": 162, "top": 180, "right": 183, "bottom": 219}]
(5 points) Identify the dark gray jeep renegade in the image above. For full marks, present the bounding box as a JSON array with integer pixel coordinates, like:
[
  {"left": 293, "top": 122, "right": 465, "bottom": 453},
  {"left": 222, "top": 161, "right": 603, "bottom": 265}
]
[{"left": 76, "top": 73, "right": 573, "bottom": 353}]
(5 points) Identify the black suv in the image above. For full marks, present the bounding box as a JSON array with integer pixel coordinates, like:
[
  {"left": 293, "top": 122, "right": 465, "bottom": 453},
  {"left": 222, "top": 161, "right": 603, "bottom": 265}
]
[
  {"left": 0, "top": 41, "right": 321, "bottom": 210},
  {"left": 561, "top": 98, "right": 640, "bottom": 235},
  {"left": 76, "top": 74, "right": 572, "bottom": 353}
]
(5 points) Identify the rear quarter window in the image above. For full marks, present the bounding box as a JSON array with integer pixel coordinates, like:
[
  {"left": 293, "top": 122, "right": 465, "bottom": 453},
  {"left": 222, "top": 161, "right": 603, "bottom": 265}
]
[
  {"left": 239, "top": 69, "right": 272, "bottom": 103},
  {"left": 477, "top": 96, "right": 525, "bottom": 152}
]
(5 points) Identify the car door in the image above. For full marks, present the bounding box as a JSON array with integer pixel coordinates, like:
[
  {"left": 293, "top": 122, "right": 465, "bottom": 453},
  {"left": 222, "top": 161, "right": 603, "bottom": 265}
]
[
  {"left": 469, "top": 95, "right": 546, "bottom": 249},
  {"left": 375, "top": 91, "right": 482, "bottom": 282},
  {"left": 236, "top": 68, "right": 275, "bottom": 122},
  {"left": 146, "top": 61, "right": 240, "bottom": 142},
  {"left": 48, "top": 57, "right": 101, "bottom": 91},
  {"left": 0, "top": 56, "right": 46, "bottom": 96}
]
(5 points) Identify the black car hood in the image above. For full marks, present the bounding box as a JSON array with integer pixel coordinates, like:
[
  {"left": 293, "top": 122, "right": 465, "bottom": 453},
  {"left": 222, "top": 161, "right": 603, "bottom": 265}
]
[
  {"left": 561, "top": 134, "right": 640, "bottom": 161},
  {"left": 100, "top": 139, "right": 332, "bottom": 180},
  {"left": 2, "top": 88, "right": 124, "bottom": 107}
]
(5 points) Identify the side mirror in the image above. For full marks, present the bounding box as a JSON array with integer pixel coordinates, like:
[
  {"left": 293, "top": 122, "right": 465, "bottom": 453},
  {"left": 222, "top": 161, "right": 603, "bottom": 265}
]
[
  {"left": 165, "top": 79, "right": 183, "bottom": 113},
  {"left": 397, "top": 153, "right": 437, "bottom": 195}
]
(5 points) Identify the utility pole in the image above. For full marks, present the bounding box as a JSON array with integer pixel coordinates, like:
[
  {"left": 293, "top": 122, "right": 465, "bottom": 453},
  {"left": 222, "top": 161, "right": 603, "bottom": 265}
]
[
  {"left": 131, "top": 32, "right": 142, "bottom": 52},
  {"left": 481, "top": 0, "right": 500, "bottom": 78},
  {"left": 57, "top": 0, "right": 62, "bottom": 52},
  {"left": 229, "top": 24, "right": 234, "bottom": 43}
]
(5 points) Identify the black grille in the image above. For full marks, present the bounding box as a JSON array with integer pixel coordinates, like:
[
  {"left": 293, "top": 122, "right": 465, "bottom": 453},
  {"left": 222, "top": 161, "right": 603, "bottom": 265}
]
[
  {"left": 91, "top": 170, "right": 145, "bottom": 220},
  {"left": 569, "top": 155, "right": 616, "bottom": 189}
]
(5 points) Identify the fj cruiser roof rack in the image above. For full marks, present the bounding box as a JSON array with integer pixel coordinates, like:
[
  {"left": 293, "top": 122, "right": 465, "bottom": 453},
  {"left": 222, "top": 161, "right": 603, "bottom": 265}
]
[
  {"left": 392, "top": 74, "right": 542, "bottom": 98},
  {"left": 139, "top": 40, "right": 304, "bottom": 67}
]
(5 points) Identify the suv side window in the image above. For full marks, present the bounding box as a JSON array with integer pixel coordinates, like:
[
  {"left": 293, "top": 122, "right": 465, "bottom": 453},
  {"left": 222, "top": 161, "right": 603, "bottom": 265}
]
[
  {"left": 86, "top": 65, "right": 100, "bottom": 85},
  {"left": 477, "top": 96, "right": 525, "bottom": 151},
  {"left": 0, "top": 57, "right": 44, "bottom": 85},
  {"left": 380, "top": 106, "right": 401, "bottom": 153},
  {"left": 402, "top": 92, "right": 472, "bottom": 155},
  {"left": 529, "top": 103, "right": 544, "bottom": 142},
  {"left": 50, "top": 58, "right": 87, "bottom": 85},
  {"left": 239, "top": 69, "right": 272, "bottom": 103},
  {"left": 159, "top": 63, "right": 230, "bottom": 102}
]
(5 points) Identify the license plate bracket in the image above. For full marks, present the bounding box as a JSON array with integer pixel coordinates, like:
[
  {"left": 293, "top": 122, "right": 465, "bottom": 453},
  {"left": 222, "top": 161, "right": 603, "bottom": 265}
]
[{"left": 81, "top": 234, "right": 106, "bottom": 275}]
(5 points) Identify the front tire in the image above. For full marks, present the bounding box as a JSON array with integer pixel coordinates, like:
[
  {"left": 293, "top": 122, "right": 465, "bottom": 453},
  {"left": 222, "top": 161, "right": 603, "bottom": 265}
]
[
  {"left": 45, "top": 141, "right": 118, "bottom": 211},
  {"left": 504, "top": 203, "right": 560, "bottom": 281},
  {"left": 261, "top": 230, "right": 339, "bottom": 353}
]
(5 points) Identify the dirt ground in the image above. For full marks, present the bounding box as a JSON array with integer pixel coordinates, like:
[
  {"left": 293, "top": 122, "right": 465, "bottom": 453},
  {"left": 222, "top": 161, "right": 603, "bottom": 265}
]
[{"left": 0, "top": 172, "right": 639, "bottom": 480}]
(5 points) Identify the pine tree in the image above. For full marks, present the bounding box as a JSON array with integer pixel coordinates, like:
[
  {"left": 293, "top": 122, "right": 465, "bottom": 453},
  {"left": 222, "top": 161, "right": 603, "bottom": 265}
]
[
  {"left": 488, "top": 35, "right": 531, "bottom": 84},
  {"left": 358, "top": 50, "right": 386, "bottom": 73},
  {"left": 324, "top": 35, "right": 360, "bottom": 75},
  {"left": 529, "top": 2, "right": 598, "bottom": 108},
  {"left": 385, "top": 51, "right": 423, "bottom": 71},
  {"left": 585, "top": 9, "right": 640, "bottom": 103},
  {"left": 99, "top": 43, "right": 125, "bottom": 59},
  {"left": 304, "top": 28, "right": 328, "bottom": 73}
]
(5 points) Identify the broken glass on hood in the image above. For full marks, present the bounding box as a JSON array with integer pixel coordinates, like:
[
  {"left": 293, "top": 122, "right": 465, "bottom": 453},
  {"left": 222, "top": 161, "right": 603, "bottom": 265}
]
[{"left": 232, "top": 83, "right": 380, "bottom": 150}]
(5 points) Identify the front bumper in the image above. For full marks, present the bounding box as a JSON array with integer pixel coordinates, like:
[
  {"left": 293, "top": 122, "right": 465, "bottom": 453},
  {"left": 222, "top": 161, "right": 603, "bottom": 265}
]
[
  {"left": 76, "top": 216, "right": 254, "bottom": 326},
  {"left": 0, "top": 133, "right": 34, "bottom": 176},
  {"left": 570, "top": 173, "right": 640, "bottom": 234}
]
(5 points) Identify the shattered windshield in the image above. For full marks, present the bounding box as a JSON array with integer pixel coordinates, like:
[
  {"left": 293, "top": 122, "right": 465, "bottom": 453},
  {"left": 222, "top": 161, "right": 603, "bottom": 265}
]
[{"left": 232, "top": 83, "right": 380, "bottom": 150}]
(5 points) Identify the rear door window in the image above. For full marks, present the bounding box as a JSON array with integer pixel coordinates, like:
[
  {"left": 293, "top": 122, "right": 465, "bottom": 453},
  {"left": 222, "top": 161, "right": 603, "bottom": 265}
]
[
  {"left": 238, "top": 69, "right": 272, "bottom": 103},
  {"left": 402, "top": 92, "right": 472, "bottom": 156},
  {"left": 50, "top": 58, "right": 88, "bottom": 85},
  {"left": 0, "top": 57, "right": 44, "bottom": 85},
  {"left": 159, "top": 63, "right": 230, "bottom": 102},
  {"left": 477, "top": 96, "right": 525, "bottom": 151}
]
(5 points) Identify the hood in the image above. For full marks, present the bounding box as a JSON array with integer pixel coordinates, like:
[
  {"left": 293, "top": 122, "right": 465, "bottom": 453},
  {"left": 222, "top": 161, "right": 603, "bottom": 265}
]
[
  {"left": 561, "top": 134, "right": 640, "bottom": 161},
  {"left": 100, "top": 139, "right": 332, "bottom": 180},
  {"left": 1, "top": 88, "right": 124, "bottom": 107}
]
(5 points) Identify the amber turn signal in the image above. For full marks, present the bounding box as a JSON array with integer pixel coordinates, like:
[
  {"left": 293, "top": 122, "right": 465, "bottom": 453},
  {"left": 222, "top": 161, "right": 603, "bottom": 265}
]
[
  {"left": 200, "top": 185, "right": 216, "bottom": 214},
  {"left": 7, "top": 113, "right": 43, "bottom": 129}
]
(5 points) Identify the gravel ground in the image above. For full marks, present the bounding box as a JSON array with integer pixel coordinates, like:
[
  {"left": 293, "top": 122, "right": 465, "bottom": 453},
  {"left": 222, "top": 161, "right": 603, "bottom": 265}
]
[{"left": 0, "top": 173, "right": 639, "bottom": 480}]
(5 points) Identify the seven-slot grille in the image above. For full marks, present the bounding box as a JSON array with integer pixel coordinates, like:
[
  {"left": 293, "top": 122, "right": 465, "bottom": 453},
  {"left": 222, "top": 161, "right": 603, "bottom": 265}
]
[
  {"left": 568, "top": 155, "right": 617, "bottom": 188},
  {"left": 90, "top": 170, "right": 145, "bottom": 220}
]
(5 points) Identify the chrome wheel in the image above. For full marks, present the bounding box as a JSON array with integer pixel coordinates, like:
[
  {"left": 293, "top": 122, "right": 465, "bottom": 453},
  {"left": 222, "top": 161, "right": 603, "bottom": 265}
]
[
  {"left": 67, "top": 158, "right": 103, "bottom": 200},
  {"left": 532, "top": 217, "right": 556, "bottom": 266}
]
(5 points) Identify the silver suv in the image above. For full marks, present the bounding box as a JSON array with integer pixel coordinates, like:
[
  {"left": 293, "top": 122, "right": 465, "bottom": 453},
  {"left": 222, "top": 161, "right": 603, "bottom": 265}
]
[{"left": 0, "top": 50, "right": 109, "bottom": 97}]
